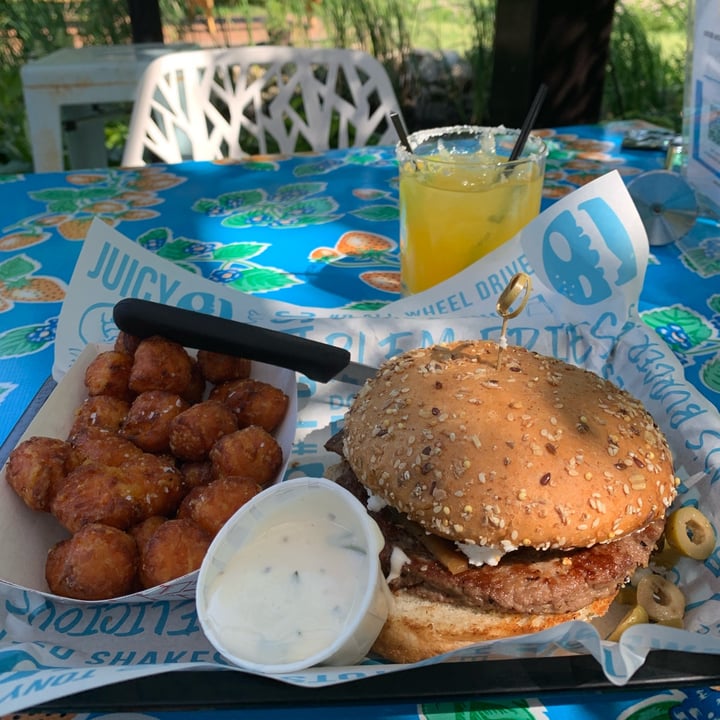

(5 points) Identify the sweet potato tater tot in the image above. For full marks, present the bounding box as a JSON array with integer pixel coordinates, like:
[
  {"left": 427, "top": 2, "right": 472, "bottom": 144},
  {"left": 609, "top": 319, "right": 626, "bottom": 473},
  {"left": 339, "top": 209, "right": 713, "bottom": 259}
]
[
  {"left": 84, "top": 350, "right": 134, "bottom": 400},
  {"left": 51, "top": 462, "right": 140, "bottom": 533},
  {"left": 177, "top": 476, "right": 261, "bottom": 537},
  {"left": 51, "top": 454, "right": 184, "bottom": 533},
  {"left": 120, "top": 390, "right": 190, "bottom": 453},
  {"left": 209, "top": 425, "right": 283, "bottom": 486},
  {"left": 68, "top": 395, "right": 130, "bottom": 438},
  {"left": 114, "top": 330, "right": 142, "bottom": 356},
  {"left": 129, "top": 336, "right": 193, "bottom": 395},
  {"left": 210, "top": 378, "right": 288, "bottom": 432},
  {"left": 197, "top": 349, "right": 251, "bottom": 384},
  {"left": 129, "top": 515, "right": 167, "bottom": 555},
  {"left": 46, "top": 523, "right": 138, "bottom": 600},
  {"left": 69, "top": 427, "right": 144, "bottom": 468},
  {"left": 182, "top": 360, "right": 206, "bottom": 405},
  {"left": 122, "top": 453, "right": 185, "bottom": 519},
  {"left": 180, "top": 460, "right": 214, "bottom": 490},
  {"left": 168, "top": 400, "right": 237, "bottom": 462},
  {"left": 138, "top": 518, "right": 211, "bottom": 588},
  {"left": 6, "top": 436, "right": 72, "bottom": 511}
]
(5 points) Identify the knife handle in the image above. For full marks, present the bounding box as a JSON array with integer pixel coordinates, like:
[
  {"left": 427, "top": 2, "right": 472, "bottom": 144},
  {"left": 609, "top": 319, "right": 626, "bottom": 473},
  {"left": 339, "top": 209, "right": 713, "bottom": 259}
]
[{"left": 113, "top": 298, "right": 351, "bottom": 383}]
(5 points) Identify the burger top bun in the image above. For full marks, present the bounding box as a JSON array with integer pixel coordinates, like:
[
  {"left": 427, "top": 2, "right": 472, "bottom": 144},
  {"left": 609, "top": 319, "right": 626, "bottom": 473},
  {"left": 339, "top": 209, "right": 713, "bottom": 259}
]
[{"left": 343, "top": 340, "right": 677, "bottom": 552}]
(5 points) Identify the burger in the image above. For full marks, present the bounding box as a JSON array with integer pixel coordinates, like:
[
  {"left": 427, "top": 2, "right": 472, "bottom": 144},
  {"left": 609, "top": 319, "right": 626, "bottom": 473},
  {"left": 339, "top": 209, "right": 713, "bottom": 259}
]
[{"left": 325, "top": 340, "right": 677, "bottom": 663}]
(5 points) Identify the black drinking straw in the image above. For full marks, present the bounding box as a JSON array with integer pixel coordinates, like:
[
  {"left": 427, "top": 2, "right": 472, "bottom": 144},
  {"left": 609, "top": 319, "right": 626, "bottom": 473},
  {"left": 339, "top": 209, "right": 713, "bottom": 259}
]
[
  {"left": 390, "top": 111, "right": 413, "bottom": 153},
  {"left": 508, "top": 83, "right": 548, "bottom": 161}
]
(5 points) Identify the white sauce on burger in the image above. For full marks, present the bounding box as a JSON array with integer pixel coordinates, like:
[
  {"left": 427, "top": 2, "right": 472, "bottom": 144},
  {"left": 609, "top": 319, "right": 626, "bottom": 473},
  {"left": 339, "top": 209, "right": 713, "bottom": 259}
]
[
  {"left": 457, "top": 539, "right": 517, "bottom": 567},
  {"left": 366, "top": 490, "right": 388, "bottom": 512},
  {"left": 387, "top": 546, "right": 411, "bottom": 583}
]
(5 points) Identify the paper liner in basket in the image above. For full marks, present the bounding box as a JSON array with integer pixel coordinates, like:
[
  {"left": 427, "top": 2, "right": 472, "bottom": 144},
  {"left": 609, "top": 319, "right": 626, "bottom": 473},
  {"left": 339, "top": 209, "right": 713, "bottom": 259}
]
[{"left": 0, "top": 343, "right": 297, "bottom": 603}]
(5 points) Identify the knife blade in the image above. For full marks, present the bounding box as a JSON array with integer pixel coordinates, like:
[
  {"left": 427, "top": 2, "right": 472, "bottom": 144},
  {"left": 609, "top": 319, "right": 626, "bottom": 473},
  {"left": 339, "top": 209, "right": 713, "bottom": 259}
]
[{"left": 112, "top": 298, "right": 377, "bottom": 386}]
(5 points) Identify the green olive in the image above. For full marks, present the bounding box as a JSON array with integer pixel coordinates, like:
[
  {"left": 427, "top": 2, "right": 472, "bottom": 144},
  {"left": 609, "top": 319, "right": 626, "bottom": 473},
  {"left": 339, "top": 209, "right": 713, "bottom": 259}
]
[
  {"left": 616, "top": 585, "right": 637, "bottom": 605},
  {"left": 665, "top": 506, "right": 716, "bottom": 561},
  {"left": 636, "top": 574, "right": 686, "bottom": 623},
  {"left": 655, "top": 616, "right": 684, "bottom": 630},
  {"left": 651, "top": 538, "right": 683, "bottom": 569},
  {"left": 607, "top": 605, "right": 649, "bottom": 642}
]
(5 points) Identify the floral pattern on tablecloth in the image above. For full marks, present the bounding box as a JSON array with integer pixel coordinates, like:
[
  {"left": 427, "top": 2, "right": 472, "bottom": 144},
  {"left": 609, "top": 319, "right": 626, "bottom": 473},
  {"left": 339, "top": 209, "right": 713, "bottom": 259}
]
[
  {"left": 2, "top": 122, "right": 719, "bottom": 451},
  {"left": 0, "top": 168, "right": 186, "bottom": 244},
  {"left": 537, "top": 128, "right": 654, "bottom": 200}
]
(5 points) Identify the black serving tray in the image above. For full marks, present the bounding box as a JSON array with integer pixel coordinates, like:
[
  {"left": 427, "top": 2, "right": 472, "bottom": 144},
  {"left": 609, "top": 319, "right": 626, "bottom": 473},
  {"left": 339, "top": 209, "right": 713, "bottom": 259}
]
[{"left": 30, "top": 652, "right": 720, "bottom": 713}]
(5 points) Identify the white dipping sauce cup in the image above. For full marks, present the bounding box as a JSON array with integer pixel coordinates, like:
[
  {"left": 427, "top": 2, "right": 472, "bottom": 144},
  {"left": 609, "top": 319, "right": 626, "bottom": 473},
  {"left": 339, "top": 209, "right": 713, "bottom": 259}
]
[{"left": 196, "top": 476, "right": 391, "bottom": 674}]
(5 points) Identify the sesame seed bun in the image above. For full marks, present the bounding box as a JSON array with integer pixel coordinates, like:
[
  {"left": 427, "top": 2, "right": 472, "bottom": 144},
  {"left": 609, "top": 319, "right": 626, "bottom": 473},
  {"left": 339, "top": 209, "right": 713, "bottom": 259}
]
[{"left": 342, "top": 340, "right": 676, "bottom": 553}]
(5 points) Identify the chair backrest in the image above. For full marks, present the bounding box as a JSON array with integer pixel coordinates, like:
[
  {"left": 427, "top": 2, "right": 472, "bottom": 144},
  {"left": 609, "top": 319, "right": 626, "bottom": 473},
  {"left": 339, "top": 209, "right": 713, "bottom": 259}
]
[{"left": 122, "top": 46, "right": 403, "bottom": 166}]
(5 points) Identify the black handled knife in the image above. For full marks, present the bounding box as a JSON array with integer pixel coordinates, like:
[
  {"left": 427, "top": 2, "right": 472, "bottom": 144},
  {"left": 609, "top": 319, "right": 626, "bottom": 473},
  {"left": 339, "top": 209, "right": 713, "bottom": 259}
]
[{"left": 113, "top": 298, "right": 376, "bottom": 386}]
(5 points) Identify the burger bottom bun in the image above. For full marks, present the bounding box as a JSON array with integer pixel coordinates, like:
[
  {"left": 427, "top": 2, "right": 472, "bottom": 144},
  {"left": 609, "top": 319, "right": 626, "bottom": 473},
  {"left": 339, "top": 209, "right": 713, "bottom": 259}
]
[{"left": 372, "top": 590, "right": 616, "bottom": 664}]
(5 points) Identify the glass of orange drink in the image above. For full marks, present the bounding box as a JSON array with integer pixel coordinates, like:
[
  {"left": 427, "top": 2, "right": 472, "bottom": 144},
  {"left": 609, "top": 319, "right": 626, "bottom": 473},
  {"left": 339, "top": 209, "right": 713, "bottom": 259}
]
[{"left": 397, "top": 126, "right": 547, "bottom": 294}]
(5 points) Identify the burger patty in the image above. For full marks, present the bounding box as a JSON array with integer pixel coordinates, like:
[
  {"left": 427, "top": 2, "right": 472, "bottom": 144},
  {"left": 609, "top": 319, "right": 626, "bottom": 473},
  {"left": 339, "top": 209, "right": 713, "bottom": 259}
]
[{"left": 331, "top": 459, "right": 664, "bottom": 615}]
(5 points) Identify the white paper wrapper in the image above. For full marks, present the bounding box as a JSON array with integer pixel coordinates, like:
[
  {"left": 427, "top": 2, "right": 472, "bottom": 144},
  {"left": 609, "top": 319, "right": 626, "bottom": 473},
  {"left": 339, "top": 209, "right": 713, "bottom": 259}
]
[
  {"left": 0, "top": 344, "right": 297, "bottom": 601},
  {"left": 1, "top": 170, "right": 719, "bottom": 713}
]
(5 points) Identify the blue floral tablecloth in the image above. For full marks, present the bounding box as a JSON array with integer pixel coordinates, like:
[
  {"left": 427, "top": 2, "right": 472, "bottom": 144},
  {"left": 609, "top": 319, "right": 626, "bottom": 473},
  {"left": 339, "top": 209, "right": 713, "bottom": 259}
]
[{"left": 1, "top": 122, "right": 719, "bottom": 719}]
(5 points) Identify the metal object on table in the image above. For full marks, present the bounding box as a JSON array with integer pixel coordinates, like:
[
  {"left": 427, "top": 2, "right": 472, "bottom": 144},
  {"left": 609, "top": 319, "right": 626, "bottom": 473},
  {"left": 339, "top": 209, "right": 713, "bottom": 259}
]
[
  {"left": 627, "top": 169, "right": 699, "bottom": 246},
  {"left": 665, "top": 136, "right": 686, "bottom": 171}
]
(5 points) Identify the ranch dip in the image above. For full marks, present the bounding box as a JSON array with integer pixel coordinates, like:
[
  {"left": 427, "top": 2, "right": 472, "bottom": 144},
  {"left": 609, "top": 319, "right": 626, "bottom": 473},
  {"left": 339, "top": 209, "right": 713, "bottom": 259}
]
[{"left": 204, "top": 515, "right": 368, "bottom": 666}]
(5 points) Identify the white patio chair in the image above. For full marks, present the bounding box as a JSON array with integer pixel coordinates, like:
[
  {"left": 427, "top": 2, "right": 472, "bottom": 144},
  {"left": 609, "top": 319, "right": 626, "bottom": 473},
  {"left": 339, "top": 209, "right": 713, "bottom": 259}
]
[{"left": 122, "top": 46, "right": 404, "bottom": 166}]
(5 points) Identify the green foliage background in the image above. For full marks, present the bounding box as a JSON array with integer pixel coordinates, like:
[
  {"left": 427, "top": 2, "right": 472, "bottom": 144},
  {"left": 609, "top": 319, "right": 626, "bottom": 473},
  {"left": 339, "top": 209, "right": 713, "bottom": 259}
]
[{"left": 0, "top": 0, "right": 688, "bottom": 172}]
